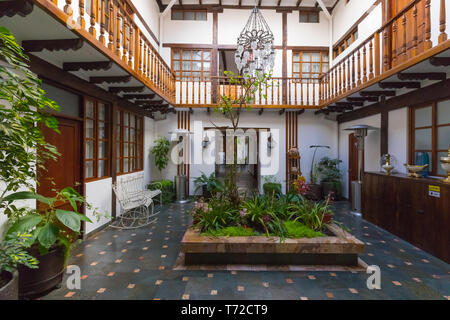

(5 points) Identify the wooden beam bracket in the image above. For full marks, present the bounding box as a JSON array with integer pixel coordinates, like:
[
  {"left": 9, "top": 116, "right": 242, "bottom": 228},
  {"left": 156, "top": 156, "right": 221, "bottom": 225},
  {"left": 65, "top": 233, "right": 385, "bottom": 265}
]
[{"left": 22, "top": 39, "right": 84, "bottom": 53}]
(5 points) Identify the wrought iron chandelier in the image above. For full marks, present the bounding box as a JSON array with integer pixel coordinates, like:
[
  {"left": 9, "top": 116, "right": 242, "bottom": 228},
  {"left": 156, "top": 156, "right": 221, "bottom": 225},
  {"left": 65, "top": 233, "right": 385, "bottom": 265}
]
[{"left": 235, "top": 7, "right": 275, "bottom": 77}]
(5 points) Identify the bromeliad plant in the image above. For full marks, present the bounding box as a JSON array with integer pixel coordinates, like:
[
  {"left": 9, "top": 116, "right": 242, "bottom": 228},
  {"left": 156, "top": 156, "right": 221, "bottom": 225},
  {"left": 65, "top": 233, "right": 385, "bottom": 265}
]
[
  {"left": 151, "top": 136, "right": 171, "bottom": 177},
  {"left": 194, "top": 172, "right": 224, "bottom": 198},
  {"left": 4, "top": 187, "right": 99, "bottom": 262}
]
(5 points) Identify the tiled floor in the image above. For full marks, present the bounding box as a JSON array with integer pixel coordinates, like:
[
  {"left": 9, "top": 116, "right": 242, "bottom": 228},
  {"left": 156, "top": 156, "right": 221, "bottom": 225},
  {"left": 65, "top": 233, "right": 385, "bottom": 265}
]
[{"left": 42, "top": 201, "right": 450, "bottom": 300}]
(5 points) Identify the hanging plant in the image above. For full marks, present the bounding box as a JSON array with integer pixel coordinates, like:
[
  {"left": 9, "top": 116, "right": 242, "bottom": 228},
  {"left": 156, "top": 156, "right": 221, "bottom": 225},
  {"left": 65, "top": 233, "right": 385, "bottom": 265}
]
[{"left": 151, "top": 136, "right": 171, "bottom": 173}]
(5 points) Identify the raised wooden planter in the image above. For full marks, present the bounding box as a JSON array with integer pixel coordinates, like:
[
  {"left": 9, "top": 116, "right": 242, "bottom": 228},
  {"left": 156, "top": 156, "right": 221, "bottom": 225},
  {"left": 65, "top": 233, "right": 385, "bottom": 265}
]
[{"left": 181, "top": 224, "right": 365, "bottom": 266}]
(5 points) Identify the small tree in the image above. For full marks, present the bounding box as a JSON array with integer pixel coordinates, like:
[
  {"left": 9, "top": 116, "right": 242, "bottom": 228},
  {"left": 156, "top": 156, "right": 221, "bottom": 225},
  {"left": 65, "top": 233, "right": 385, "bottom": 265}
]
[{"left": 213, "top": 71, "right": 271, "bottom": 205}]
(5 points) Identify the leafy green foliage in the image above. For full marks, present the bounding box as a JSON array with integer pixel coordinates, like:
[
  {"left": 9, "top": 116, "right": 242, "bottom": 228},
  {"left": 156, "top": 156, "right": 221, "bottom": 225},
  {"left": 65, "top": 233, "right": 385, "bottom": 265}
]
[
  {"left": 151, "top": 136, "right": 170, "bottom": 172},
  {"left": 194, "top": 172, "right": 224, "bottom": 197},
  {"left": 287, "top": 198, "right": 333, "bottom": 232},
  {"left": 202, "top": 226, "right": 257, "bottom": 237},
  {"left": 0, "top": 232, "right": 39, "bottom": 273},
  {"left": 148, "top": 180, "right": 175, "bottom": 204},
  {"left": 190, "top": 198, "right": 238, "bottom": 232},
  {"left": 284, "top": 221, "right": 324, "bottom": 238},
  {"left": 316, "top": 157, "right": 342, "bottom": 183},
  {"left": 0, "top": 27, "right": 60, "bottom": 206},
  {"left": 263, "top": 182, "right": 282, "bottom": 197},
  {"left": 6, "top": 187, "right": 99, "bottom": 263}
]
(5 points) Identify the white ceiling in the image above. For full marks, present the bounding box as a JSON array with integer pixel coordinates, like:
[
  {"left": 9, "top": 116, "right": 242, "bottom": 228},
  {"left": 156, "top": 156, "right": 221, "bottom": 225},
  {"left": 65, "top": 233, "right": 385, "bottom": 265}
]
[{"left": 160, "top": 0, "right": 338, "bottom": 8}]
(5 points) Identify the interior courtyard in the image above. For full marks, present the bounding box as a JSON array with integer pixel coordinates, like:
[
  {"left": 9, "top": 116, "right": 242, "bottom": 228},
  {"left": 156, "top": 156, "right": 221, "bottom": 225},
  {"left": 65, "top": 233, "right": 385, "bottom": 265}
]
[{"left": 0, "top": 0, "right": 449, "bottom": 302}]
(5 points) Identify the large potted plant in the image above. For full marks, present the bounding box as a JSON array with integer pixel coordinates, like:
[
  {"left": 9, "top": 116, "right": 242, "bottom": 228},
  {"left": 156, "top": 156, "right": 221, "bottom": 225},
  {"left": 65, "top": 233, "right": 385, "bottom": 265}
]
[
  {"left": 307, "top": 145, "right": 330, "bottom": 200},
  {"left": 4, "top": 187, "right": 97, "bottom": 299},
  {"left": 263, "top": 176, "right": 282, "bottom": 198},
  {"left": 0, "top": 28, "right": 98, "bottom": 299},
  {"left": 0, "top": 232, "right": 38, "bottom": 300},
  {"left": 151, "top": 136, "right": 171, "bottom": 178},
  {"left": 194, "top": 172, "right": 223, "bottom": 199},
  {"left": 316, "top": 157, "right": 343, "bottom": 199}
]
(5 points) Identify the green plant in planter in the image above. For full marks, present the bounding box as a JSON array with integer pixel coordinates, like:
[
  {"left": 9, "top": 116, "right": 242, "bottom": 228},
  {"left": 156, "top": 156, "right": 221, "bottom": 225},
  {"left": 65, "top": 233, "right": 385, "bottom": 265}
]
[
  {"left": 194, "top": 172, "right": 223, "bottom": 198},
  {"left": 151, "top": 136, "right": 171, "bottom": 175},
  {"left": 262, "top": 176, "right": 282, "bottom": 197},
  {"left": 0, "top": 232, "right": 39, "bottom": 273},
  {"left": 5, "top": 187, "right": 98, "bottom": 263},
  {"left": 316, "top": 157, "right": 343, "bottom": 198},
  {"left": 148, "top": 179, "right": 174, "bottom": 204}
]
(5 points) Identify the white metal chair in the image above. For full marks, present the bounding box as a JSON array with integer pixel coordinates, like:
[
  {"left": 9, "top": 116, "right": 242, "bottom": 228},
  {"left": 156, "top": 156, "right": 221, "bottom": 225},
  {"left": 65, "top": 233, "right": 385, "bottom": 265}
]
[
  {"left": 119, "top": 172, "right": 163, "bottom": 214},
  {"left": 110, "top": 180, "right": 156, "bottom": 229}
]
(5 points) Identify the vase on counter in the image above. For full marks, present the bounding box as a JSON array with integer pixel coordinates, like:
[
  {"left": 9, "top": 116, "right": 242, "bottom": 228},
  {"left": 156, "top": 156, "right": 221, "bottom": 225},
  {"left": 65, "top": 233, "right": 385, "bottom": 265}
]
[{"left": 414, "top": 152, "right": 430, "bottom": 177}]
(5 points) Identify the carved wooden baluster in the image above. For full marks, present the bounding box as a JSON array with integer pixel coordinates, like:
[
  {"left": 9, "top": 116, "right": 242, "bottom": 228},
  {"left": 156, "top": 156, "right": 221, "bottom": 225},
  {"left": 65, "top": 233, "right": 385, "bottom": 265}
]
[
  {"left": 382, "top": 26, "right": 390, "bottom": 71},
  {"left": 342, "top": 61, "right": 346, "bottom": 93},
  {"left": 300, "top": 79, "right": 303, "bottom": 104},
  {"left": 374, "top": 31, "right": 380, "bottom": 76},
  {"left": 392, "top": 20, "right": 397, "bottom": 67},
  {"left": 439, "top": 0, "right": 447, "bottom": 43},
  {"left": 411, "top": 5, "right": 418, "bottom": 57},
  {"left": 305, "top": 79, "right": 308, "bottom": 106},
  {"left": 346, "top": 57, "right": 351, "bottom": 89},
  {"left": 122, "top": 18, "right": 128, "bottom": 63},
  {"left": 351, "top": 54, "right": 356, "bottom": 88},
  {"left": 401, "top": 13, "right": 407, "bottom": 57},
  {"left": 107, "top": 0, "right": 114, "bottom": 50},
  {"left": 138, "top": 36, "right": 143, "bottom": 74},
  {"left": 142, "top": 44, "right": 147, "bottom": 78},
  {"left": 425, "top": 0, "right": 432, "bottom": 50},
  {"left": 369, "top": 38, "right": 374, "bottom": 79},
  {"left": 78, "top": 0, "right": 85, "bottom": 29},
  {"left": 64, "top": 0, "right": 73, "bottom": 17},
  {"left": 99, "top": 0, "right": 106, "bottom": 44},
  {"left": 128, "top": 24, "right": 134, "bottom": 67},
  {"left": 362, "top": 44, "right": 367, "bottom": 83},
  {"left": 357, "top": 50, "right": 362, "bottom": 86},
  {"left": 312, "top": 79, "right": 316, "bottom": 105},
  {"left": 89, "top": 0, "right": 96, "bottom": 37},
  {"left": 334, "top": 67, "right": 337, "bottom": 97},
  {"left": 115, "top": 10, "right": 121, "bottom": 58}
]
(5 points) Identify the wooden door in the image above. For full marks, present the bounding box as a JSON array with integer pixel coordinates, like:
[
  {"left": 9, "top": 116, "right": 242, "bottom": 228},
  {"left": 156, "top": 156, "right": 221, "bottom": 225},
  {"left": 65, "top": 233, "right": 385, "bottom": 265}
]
[
  {"left": 348, "top": 133, "right": 364, "bottom": 200},
  {"left": 37, "top": 117, "right": 83, "bottom": 212},
  {"left": 391, "top": 0, "right": 426, "bottom": 65}
]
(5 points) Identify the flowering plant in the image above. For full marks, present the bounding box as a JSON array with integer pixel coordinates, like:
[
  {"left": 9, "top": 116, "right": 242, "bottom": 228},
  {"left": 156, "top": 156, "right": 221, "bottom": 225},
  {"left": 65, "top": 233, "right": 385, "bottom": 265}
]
[{"left": 293, "top": 176, "right": 310, "bottom": 195}]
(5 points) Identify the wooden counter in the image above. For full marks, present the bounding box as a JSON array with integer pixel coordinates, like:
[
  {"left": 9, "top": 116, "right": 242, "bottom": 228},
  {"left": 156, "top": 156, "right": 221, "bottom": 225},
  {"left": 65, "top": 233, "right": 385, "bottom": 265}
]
[{"left": 362, "top": 172, "right": 449, "bottom": 263}]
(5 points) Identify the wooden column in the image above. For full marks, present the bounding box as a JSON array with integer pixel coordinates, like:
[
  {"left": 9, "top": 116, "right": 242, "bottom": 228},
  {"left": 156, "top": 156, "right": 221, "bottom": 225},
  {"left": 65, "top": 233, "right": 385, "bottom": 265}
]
[
  {"left": 212, "top": 11, "right": 218, "bottom": 104},
  {"left": 381, "top": 110, "right": 388, "bottom": 156}
]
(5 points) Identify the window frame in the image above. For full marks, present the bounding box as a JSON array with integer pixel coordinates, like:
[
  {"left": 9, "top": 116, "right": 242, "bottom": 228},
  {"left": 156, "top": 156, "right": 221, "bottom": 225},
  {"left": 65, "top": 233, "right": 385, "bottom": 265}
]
[
  {"left": 171, "top": 48, "right": 212, "bottom": 81},
  {"left": 292, "top": 50, "right": 329, "bottom": 81},
  {"left": 333, "top": 27, "right": 358, "bottom": 58},
  {"left": 171, "top": 9, "right": 208, "bottom": 21},
  {"left": 299, "top": 10, "right": 320, "bottom": 23},
  {"left": 409, "top": 99, "right": 450, "bottom": 177},
  {"left": 116, "top": 109, "right": 144, "bottom": 175},
  {"left": 84, "top": 98, "right": 111, "bottom": 182}
]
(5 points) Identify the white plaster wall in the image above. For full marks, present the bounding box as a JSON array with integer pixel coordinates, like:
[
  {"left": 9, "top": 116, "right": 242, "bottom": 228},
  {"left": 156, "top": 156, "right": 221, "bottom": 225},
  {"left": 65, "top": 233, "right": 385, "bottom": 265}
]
[
  {"left": 388, "top": 107, "right": 408, "bottom": 174},
  {"left": 338, "top": 114, "right": 381, "bottom": 199},
  {"left": 287, "top": 11, "right": 330, "bottom": 47},
  {"left": 85, "top": 178, "right": 112, "bottom": 234},
  {"left": 131, "top": 0, "right": 161, "bottom": 48}
]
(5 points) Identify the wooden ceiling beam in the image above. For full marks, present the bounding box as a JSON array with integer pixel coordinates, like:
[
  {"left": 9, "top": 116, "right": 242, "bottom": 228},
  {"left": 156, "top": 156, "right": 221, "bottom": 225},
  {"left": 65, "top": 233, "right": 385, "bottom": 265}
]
[
  {"left": 90, "top": 76, "right": 131, "bottom": 84},
  {"left": 360, "top": 90, "right": 396, "bottom": 97},
  {"left": 109, "top": 86, "right": 145, "bottom": 93},
  {"left": 429, "top": 57, "right": 450, "bottom": 67},
  {"left": 22, "top": 39, "right": 83, "bottom": 52},
  {"left": 379, "top": 82, "right": 421, "bottom": 89},
  {"left": 122, "top": 94, "right": 156, "bottom": 100},
  {"left": 0, "top": 0, "right": 33, "bottom": 18},
  {"left": 63, "top": 61, "right": 112, "bottom": 72},
  {"left": 398, "top": 72, "right": 447, "bottom": 81},
  {"left": 347, "top": 96, "right": 379, "bottom": 103}
]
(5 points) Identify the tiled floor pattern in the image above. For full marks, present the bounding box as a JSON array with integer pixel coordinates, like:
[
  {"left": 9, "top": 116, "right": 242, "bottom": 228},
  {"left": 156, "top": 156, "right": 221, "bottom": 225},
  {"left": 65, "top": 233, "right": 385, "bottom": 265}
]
[{"left": 43, "top": 202, "right": 450, "bottom": 300}]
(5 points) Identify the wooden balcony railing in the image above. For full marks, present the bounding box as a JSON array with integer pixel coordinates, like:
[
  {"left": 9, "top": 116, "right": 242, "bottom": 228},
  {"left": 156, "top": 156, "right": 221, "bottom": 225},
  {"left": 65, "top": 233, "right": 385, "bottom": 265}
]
[
  {"left": 319, "top": 0, "right": 448, "bottom": 106},
  {"left": 39, "top": 0, "right": 175, "bottom": 103},
  {"left": 176, "top": 77, "right": 321, "bottom": 108}
]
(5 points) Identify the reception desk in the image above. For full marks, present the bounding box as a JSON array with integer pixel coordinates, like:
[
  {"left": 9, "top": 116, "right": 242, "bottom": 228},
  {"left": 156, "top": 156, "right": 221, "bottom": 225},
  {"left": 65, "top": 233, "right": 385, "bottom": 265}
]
[{"left": 362, "top": 172, "right": 449, "bottom": 263}]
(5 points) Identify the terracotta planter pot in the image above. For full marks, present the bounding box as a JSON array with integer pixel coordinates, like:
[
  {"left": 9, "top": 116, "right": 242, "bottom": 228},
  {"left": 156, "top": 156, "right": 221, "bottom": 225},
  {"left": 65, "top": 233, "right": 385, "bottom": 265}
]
[
  {"left": 0, "top": 270, "right": 19, "bottom": 300},
  {"left": 307, "top": 184, "right": 322, "bottom": 201},
  {"left": 18, "top": 245, "right": 65, "bottom": 299}
]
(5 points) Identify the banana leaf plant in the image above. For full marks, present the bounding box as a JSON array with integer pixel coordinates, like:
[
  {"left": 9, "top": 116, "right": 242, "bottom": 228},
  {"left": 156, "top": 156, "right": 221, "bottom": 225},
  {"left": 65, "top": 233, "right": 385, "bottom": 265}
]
[{"left": 4, "top": 187, "right": 98, "bottom": 262}]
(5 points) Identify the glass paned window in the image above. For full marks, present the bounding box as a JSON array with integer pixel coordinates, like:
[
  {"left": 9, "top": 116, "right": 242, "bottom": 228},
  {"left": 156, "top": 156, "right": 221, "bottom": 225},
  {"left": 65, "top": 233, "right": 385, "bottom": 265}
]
[
  {"left": 292, "top": 51, "right": 329, "bottom": 82},
  {"left": 116, "top": 110, "right": 143, "bottom": 174},
  {"left": 172, "top": 48, "right": 212, "bottom": 81}
]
